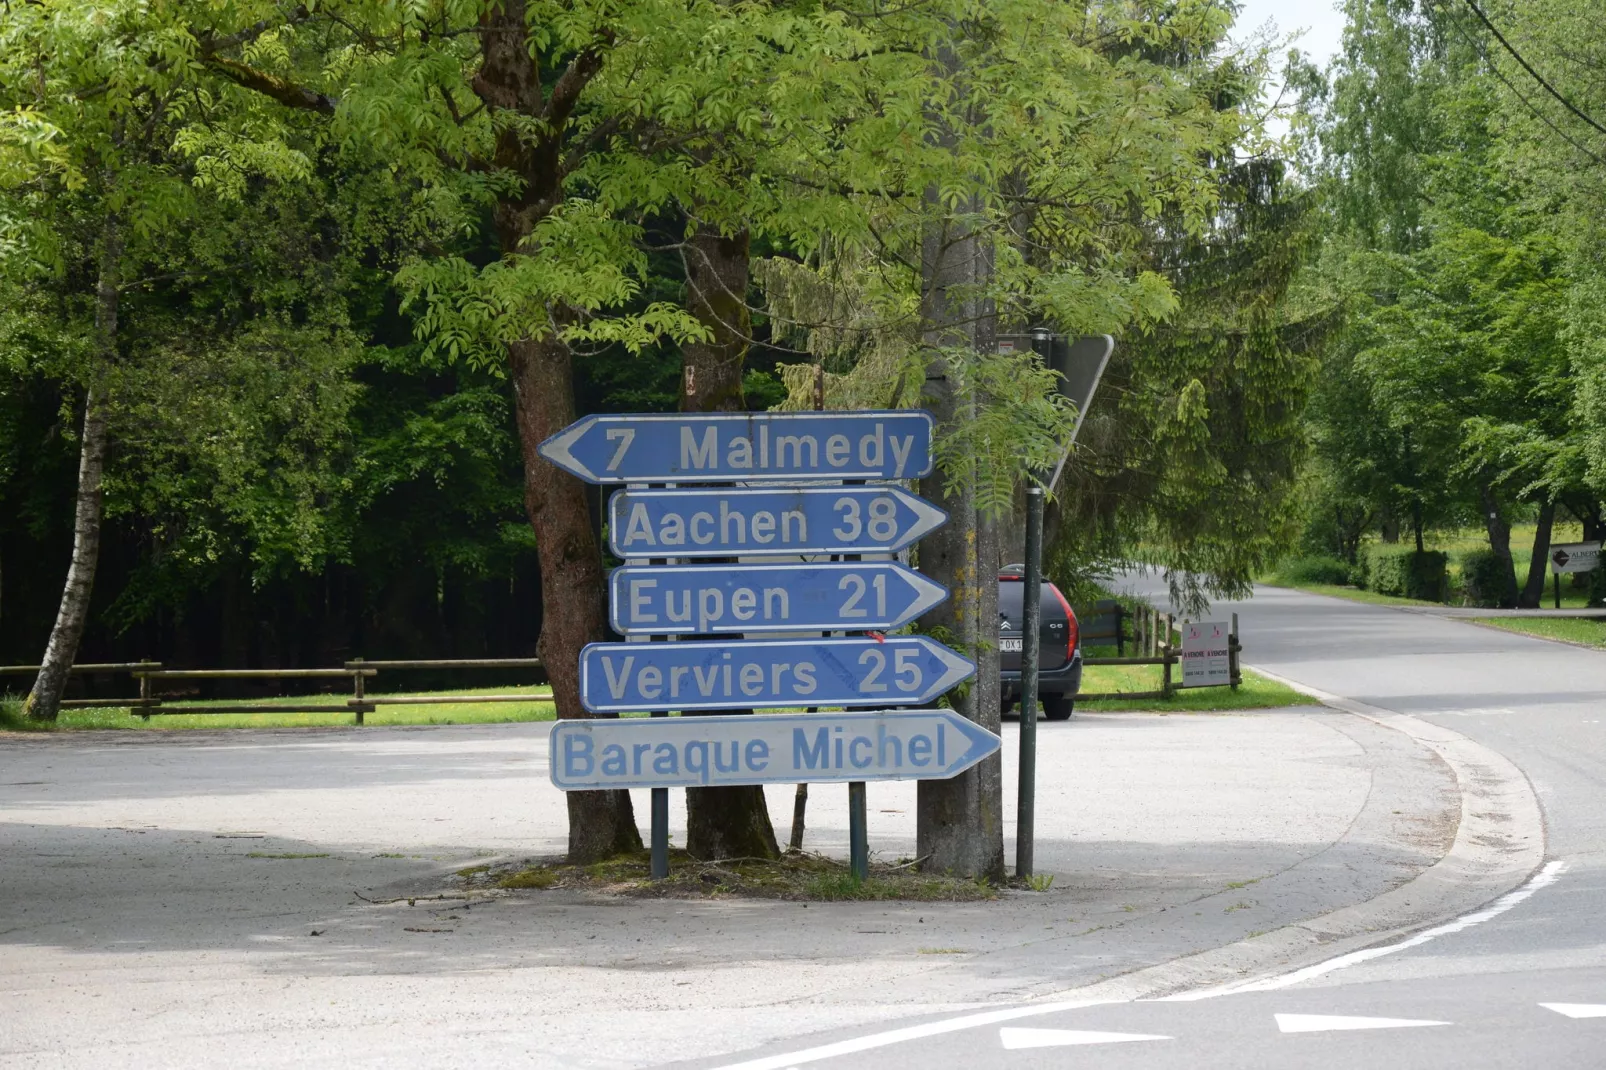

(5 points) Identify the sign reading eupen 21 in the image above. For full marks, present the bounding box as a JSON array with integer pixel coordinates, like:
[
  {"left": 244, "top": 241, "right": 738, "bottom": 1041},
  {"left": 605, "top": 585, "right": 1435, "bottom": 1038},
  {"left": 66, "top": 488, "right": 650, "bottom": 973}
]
[
  {"left": 538, "top": 410, "right": 933, "bottom": 483},
  {"left": 610, "top": 561, "right": 948, "bottom": 635},
  {"left": 550, "top": 709, "right": 1000, "bottom": 790}
]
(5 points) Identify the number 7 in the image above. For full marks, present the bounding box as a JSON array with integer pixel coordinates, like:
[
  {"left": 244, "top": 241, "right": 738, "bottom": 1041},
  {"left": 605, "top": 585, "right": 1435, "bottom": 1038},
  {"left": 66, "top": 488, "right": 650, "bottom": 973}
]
[{"left": 605, "top": 428, "right": 635, "bottom": 471}]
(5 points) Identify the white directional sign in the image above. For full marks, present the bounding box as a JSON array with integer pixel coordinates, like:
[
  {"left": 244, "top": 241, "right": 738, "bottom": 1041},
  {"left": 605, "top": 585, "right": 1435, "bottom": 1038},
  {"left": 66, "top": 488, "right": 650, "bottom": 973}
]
[
  {"left": 608, "top": 485, "right": 946, "bottom": 558},
  {"left": 538, "top": 410, "right": 933, "bottom": 484},
  {"left": 549, "top": 709, "right": 1001, "bottom": 790},
  {"left": 1550, "top": 541, "right": 1601, "bottom": 574},
  {"left": 1181, "top": 621, "right": 1230, "bottom": 687},
  {"left": 610, "top": 561, "right": 948, "bottom": 635},
  {"left": 578, "top": 635, "right": 974, "bottom": 713}
]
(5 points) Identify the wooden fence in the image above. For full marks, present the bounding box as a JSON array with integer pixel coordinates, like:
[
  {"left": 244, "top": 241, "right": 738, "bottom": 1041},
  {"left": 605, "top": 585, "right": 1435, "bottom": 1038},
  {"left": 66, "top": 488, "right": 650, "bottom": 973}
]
[
  {"left": 4, "top": 602, "right": 1240, "bottom": 720},
  {"left": 0, "top": 658, "right": 550, "bottom": 725},
  {"left": 1073, "top": 604, "right": 1242, "bottom": 702}
]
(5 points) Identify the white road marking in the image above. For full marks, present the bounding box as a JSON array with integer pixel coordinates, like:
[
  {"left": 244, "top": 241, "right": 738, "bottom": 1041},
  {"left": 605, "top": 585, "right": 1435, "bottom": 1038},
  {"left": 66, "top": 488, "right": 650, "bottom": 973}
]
[
  {"left": 1540, "top": 1003, "right": 1606, "bottom": 1019},
  {"left": 1167, "top": 859, "right": 1570, "bottom": 999},
  {"left": 707, "top": 1000, "right": 1114, "bottom": 1070},
  {"left": 1000, "top": 1028, "right": 1170, "bottom": 1049},
  {"left": 1275, "top": 1014, "right": 1449, "bottom": 1034}
]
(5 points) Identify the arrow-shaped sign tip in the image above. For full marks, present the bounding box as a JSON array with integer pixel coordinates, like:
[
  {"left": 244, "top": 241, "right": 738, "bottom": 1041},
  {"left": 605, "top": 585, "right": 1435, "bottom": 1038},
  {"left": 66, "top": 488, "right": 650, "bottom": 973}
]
[{"left": 536, "top": 418, "right": 595, "bottom": 481}]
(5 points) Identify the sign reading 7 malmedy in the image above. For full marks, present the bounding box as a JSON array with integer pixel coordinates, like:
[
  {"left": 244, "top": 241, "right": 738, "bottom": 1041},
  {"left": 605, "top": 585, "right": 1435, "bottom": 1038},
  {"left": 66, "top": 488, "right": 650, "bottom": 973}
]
[{"left": 537, "top": 411, "right": 933, "bottom": 483}]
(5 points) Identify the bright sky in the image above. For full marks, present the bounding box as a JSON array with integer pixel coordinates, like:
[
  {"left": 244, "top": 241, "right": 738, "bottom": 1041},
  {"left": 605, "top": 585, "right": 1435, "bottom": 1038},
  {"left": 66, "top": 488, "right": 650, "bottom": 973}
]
[{"left": 1231, "top": 0, "right": 1348, "bottom": 68}]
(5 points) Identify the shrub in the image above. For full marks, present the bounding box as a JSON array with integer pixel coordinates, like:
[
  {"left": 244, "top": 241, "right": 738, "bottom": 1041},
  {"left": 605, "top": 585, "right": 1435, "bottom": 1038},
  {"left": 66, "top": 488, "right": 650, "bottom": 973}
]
[
  {"left": 1365, "top": 546, "right": 1448, "bottom": 602},
  {"left": 1461, "top": 549, "right": 1515, "bottom": 607},
  {"left": 1277, "top": 555, "right": 1355, "bottom": 586}
]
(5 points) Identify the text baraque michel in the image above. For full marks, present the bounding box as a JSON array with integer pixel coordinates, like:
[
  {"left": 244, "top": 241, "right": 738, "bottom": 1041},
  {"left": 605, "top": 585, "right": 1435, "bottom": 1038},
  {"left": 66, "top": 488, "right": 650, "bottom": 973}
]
[{"left": 556, "top": 720, "right": 961, "bottom": 786}]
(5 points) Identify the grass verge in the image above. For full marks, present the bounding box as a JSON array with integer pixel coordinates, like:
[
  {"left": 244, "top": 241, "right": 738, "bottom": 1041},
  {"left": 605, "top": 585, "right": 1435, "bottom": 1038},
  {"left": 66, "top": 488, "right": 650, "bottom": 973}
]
[
  {"left": 473, "top": 849, "right": 1006, "bottom": 901},
  {"left": 1475, "top": 617, "right": 1606, "bottom": 648},
  {"left": 8, "top": 662, "right": 1313, "bottom": 731},
  {"left": 1, "top": 685, "right": 557, "bottom": 731},
  {"left": 1074, "top": 665, "right": 1317, "bottom": 712},
  {"left": 1263, "top": 582, "right": 1447, "bottom": 608}
]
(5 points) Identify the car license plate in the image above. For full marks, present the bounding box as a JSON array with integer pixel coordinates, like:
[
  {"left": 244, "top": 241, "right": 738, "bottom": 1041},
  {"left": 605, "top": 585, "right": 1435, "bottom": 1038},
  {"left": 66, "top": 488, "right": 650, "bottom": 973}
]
[{"left": 999, "top": 637, "right": 1023, "bottom": 652}]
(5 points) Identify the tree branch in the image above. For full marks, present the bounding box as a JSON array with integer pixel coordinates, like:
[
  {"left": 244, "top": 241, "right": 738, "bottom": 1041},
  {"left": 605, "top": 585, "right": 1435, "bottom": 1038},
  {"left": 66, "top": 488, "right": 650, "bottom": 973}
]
[{"left": 206, "top": 56, "right": 337, "bottom": 114}]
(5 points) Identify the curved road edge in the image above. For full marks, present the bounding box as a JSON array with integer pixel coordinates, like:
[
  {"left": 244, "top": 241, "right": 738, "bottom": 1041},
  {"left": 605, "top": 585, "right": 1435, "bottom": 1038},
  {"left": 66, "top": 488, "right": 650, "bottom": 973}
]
[{"left": 1036, "top": 665, "right": 1547, "bottom": 1005}]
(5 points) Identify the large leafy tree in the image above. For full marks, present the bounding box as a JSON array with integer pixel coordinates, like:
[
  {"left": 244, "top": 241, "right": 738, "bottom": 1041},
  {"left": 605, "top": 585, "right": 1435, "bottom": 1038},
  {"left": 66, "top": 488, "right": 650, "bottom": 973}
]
[
  {"left": 0, "top": 0, "right": 356, "bottom": 720},
  {"left": 1302, "top": 0, "right": 1587, "bottom": 605}
]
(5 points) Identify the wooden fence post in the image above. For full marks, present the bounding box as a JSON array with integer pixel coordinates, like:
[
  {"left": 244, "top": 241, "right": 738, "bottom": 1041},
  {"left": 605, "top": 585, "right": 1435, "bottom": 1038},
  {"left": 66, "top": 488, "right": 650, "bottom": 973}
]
[
  {"left": 351, "top": 658, "right": 366, "bottom": 726},
  {"left": 138, "top": 663, "right": 153, "bottom": 722},
  {"left": 1161, "top": 613, "right": 1174, "bottom": 699}
]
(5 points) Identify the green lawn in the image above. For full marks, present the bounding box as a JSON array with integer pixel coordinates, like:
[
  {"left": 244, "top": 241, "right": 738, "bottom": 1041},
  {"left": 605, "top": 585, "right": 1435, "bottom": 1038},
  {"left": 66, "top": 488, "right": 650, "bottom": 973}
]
[
  {"left": 1269, "top": 582, "right": 1447, "bottom": 608},
  {"left": 1475, "top": 617, "right": 1606, "bottom": 648},
  {"left": 1270, "top": 520, "right": 1601, "bottom": 610},
  {"left": 1076, "top": 664, "right": 1318, "bottom": 712},
  {"left": 0, "top": 684, "right": 557, "bottom": 731}
]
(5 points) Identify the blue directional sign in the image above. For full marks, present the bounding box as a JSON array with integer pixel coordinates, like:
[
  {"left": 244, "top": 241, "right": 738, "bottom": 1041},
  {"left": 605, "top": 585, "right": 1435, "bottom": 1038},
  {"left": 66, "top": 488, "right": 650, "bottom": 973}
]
[
  {"left": 550, "top": 709, "right": 1000, "bottom": 790},
  {"left": 578, "top": 635, "right": 973, "bottom": 713},
  {"left": 610, "top": 561, "right": 948, "bottom": 636},
  {"left": 538, "top": 410, "right": 933, "bottom": 484},
  {"left": 609, "top": 485, "right": 947, "bottom": 558}
]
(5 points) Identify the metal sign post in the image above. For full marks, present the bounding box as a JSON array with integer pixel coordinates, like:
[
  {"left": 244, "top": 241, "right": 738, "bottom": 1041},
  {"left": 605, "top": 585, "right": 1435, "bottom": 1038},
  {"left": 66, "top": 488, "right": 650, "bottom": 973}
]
[
  {"left": 1015, "top": 487, "right": 1044, "bottom": 879},
  {"left": 1002, "top": 333, "right": 1113, "bottom": 879}
]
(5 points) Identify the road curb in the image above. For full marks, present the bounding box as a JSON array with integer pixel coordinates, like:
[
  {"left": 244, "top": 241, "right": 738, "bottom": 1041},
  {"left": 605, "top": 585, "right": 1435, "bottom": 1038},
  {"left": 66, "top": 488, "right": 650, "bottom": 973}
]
[{"left": 1036, "top": 665, "right": 1547, "bottom": 1003}]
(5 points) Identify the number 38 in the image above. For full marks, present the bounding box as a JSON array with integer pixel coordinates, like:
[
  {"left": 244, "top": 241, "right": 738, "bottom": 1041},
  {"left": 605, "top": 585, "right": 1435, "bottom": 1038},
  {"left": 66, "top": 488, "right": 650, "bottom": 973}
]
[{"left": 832, "top": 496, "right": 899, "bottom": 542}]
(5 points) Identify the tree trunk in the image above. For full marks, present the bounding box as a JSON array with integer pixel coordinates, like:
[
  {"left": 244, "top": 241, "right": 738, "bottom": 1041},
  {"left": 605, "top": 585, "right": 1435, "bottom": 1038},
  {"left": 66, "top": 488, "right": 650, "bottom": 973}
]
[
  {"left": 1478, "top": 482, "right": 1519, "bottom": 610},
  {"left": 677, "top": 226, "right": 781, "bottom": 861},
  {"left": 679, "top": 228, "right": 752, "bottom": 413},
  {"left": 509, "top": 336, "right": 642, "bottom": 861},
  {"left": 25, "top": 219, "right": 122, "bottom": 723},
  {"left": 1518, "top": 499, "right": 1555, "bottom": 609},
  {"left": 915, "top": 206, "right": 1005, "bottom": 881}
]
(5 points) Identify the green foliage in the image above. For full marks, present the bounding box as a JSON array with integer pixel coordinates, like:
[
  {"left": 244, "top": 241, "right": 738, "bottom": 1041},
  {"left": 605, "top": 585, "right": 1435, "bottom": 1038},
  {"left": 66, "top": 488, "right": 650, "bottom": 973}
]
[
  {"left": 1363, "top": 546, "right": 1447, "bottom": 601},
  {"left": 1460, "top": 548, "right": 1514, "bottom": 609},
  {"left": 1277, "top": 555, "right": 1356, "bottom": 587}
]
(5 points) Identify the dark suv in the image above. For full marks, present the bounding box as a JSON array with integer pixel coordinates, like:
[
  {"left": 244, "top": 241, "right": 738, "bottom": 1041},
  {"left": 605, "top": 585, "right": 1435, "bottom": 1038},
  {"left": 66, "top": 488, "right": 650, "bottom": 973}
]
[{"left": 998, "top": 566, "right": 1083, "bottom": 720}]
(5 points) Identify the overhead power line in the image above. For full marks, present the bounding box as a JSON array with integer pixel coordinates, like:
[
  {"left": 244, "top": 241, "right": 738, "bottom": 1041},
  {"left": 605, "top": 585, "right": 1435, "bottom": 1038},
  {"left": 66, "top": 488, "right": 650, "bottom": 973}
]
[
  {"left": 1461, "top": 0, "right": 1606, "bottom": 139},
  {"left": 1443, "top": 8, "right": 1606, "bottom": 168}
]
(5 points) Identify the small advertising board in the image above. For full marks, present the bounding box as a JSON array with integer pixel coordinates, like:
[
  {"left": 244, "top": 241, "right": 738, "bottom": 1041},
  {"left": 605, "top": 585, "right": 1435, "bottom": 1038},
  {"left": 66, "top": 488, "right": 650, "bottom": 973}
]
[
  {"left": 1181, "top": 621, "right": 1231, "bottom": 688},
  {"left": 1550, "top": 542, "right": 1602, "bottom": 575}
]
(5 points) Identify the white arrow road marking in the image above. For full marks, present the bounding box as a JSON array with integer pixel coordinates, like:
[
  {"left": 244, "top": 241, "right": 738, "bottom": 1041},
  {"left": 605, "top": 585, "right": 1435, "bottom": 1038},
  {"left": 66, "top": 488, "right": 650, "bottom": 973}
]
[
  {"left": 999, "top": 1028, "right": 1170, "bottom": 1050},
  {"left": 1540, "top": 1004, "right": 1606, "bottom": 1018},
  {"left": 1275, "top": 1014, "right": 1450, "bottom": 1034}
]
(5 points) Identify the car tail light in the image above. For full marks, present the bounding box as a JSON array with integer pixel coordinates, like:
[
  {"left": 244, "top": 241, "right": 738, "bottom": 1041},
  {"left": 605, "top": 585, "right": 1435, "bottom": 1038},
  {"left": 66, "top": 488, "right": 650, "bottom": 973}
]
[{"left": 1049, "top": 583, "right": 1077, "bottom": 657}]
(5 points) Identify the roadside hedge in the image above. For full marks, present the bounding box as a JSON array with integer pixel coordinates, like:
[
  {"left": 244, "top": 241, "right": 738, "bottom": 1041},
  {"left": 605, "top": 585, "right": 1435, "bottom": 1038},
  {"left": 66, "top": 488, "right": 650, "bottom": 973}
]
[
  {"left": 1365, "top": 546, "right": 1448, "bottom": 602},
  {"left": 1277, "top": 555, "right": 1355, "bottom": 586},
  {"left": 1461, "top": 549, "right": 1514, "bottom": 607}
]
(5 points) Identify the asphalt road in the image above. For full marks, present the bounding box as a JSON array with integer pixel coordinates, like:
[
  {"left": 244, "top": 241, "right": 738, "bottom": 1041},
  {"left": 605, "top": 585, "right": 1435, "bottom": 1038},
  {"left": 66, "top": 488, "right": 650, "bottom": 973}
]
[{"left": 698, "top": 582, "right": 1606, "bottom": 1070}]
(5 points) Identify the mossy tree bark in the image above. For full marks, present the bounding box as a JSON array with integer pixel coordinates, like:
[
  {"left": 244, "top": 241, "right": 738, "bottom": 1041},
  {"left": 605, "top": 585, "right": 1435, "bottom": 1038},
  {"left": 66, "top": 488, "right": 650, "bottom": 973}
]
[{"left": 678, "top": 226, "right": 781, "bottom": 862}]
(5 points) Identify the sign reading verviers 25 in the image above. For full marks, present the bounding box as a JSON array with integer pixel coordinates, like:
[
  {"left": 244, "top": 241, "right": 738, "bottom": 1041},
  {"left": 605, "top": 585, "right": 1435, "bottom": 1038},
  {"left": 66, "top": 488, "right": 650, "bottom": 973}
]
[
  {"left": 538, "top": 411, "right": 933, "bottom": 483},
  {"left": 578, "top": 635, "right": 973, "bottom": 713},
  {"left": 608, "top": 485, "right": 946, "bottom": 557},
  {"left": 551, "top": 709, "right": 1000, "bottom": 790}
]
